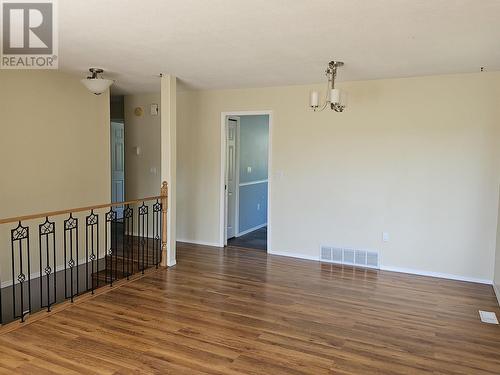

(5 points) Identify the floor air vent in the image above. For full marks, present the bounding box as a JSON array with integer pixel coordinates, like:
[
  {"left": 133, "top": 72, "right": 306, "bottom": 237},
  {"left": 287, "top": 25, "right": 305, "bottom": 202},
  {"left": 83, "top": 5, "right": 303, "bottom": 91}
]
[{"left": 320, "top": 246, "right": 379, "bottom": 269}]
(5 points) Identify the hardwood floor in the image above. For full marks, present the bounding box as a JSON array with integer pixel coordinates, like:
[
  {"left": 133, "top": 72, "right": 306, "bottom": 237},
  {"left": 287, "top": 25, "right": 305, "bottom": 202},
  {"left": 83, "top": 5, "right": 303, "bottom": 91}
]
[{"left": 0, "top": 243, "right": 499, "bottom": 374}]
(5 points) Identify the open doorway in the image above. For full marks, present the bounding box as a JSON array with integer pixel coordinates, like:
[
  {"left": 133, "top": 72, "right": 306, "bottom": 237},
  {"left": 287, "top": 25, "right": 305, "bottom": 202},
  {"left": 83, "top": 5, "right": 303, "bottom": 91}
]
[
  {"left": 220, "top": 112, "right": 271, "bottom": 251},
  {"left": 110, "top": 96, "right": 125, "bottom": 218}
]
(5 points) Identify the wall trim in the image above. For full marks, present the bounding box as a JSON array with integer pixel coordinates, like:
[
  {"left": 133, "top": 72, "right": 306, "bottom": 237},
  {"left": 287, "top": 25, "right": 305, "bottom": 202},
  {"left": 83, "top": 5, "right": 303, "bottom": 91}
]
[
  {"left": 494, "top": 283, "right": 500, "bottom": 307},
  {"left": 379, "top": 265, "right": 492, "bottom": 285},
  {"left": 177, "top": 239, "right": 221, "bottom": 248},
  {"left": 239, "top": 179, "right": 268, "bottom": 187},
  {"left": 268, "top": 250, "right": 320, "bottom": 262},
  {"left": 236, "top": 223, "right": 267, "bottom": 237}
]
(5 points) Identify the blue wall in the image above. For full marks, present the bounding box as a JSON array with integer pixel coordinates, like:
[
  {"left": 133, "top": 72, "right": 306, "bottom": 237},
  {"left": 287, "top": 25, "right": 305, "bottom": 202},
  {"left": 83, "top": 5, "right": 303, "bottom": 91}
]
[{"left": 238, "top": 115, "right": 269, "bottom": 234}]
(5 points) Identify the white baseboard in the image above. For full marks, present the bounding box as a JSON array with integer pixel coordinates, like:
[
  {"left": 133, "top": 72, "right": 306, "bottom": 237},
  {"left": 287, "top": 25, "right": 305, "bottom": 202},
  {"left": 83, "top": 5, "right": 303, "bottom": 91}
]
[
  {"left": 379, "top": 265, "right": 492, "bottom": 285},
  {"left": 176, "top": 238, "right": 221, "bottom": 248},
  {"left": 494, "top": 283, "right": 500, "bottom": 307},
  {"left": 236, "top": 223, "right": 267, "bottom": 237},
  {"left": 268, "top": 250, "right": 319, "bottom": 262}
]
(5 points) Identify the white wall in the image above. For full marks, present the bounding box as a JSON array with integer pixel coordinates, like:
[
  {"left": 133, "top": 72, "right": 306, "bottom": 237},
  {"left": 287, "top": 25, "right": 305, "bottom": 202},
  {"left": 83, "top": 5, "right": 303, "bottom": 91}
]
[
  {"left": 0, "top": 70, "right": 110, "bottom": 278},
  {"left": 0, "top": 70, "right": 110, "bottom": 216},
  {"left": 124, "top": 94, "right": 161, "bottom": 199},
  {"left": 177, "top": 72, "right": 500, "bottom": 282}
]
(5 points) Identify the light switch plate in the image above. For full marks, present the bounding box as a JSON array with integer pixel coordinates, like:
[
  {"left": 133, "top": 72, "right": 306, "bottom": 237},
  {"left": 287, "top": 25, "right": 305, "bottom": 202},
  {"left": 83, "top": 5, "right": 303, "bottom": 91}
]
[
  {"left": 382, "top": 232, "right": 389, "bottom": 242},
  {"left": 150, "top": 104, "right": 159, "bottom": 116}
]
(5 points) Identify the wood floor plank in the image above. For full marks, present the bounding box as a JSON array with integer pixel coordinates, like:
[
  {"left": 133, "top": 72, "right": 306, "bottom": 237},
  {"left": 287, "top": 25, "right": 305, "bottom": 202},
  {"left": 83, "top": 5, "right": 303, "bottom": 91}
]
[{"left": 0, "top": 242, "right": 499, "bottom": 374}]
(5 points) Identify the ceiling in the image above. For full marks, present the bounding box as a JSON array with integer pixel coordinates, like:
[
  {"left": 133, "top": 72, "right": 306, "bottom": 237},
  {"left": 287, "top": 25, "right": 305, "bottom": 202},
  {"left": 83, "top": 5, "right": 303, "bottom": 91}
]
[{"left": 59, "top": 0, "right": 500, "bottom": 94}]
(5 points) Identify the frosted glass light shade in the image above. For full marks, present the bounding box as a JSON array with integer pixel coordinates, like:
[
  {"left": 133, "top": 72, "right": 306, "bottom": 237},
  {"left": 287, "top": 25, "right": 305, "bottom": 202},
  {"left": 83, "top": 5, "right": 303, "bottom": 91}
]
[
  {"left": 309, "top": 91, "right": 319, "bottom": 107},
  {"left": 81, "top": 78, "right": 114, "bottom": 95},
  {"left": 330, "top": 88, "right": 340, "bottom": 104}
]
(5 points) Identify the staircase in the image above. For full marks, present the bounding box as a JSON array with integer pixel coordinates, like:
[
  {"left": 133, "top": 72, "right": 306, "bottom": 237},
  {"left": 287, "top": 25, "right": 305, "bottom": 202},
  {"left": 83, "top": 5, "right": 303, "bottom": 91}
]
[{"left": 91, "top": 235, "right": 161, "bottom": 287}]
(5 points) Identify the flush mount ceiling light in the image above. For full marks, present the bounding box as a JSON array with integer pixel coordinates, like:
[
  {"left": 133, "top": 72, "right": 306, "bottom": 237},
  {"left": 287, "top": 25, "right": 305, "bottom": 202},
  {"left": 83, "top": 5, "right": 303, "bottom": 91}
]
[
  {"left": 81, "top": 68, "right": 114, "bottom": 95},
  {"left": 309, "top": 61, "right": 346, "bottom": 112}
]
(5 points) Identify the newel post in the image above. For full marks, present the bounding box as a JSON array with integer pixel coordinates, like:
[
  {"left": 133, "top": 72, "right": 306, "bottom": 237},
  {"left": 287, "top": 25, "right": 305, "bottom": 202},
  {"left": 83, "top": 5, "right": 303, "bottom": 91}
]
[{"left": 160, "top": 181, "right": 168, "bottom": 267}]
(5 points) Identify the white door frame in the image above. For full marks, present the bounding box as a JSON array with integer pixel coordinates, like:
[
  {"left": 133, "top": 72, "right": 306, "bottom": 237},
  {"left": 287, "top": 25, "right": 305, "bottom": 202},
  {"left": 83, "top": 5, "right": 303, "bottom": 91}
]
[
  {"left": 225, "top": 116, "right": 240, "bottom": 241},
  {"left": 219, "top": 110, "right": 273, "bottom": 252}
]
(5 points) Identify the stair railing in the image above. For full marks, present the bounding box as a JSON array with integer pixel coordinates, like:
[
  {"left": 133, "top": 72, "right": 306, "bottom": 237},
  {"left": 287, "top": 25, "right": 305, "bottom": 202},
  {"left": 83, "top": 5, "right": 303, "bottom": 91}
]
[{"left": 0, "top": 181, "right": 168, "bottom": 326}]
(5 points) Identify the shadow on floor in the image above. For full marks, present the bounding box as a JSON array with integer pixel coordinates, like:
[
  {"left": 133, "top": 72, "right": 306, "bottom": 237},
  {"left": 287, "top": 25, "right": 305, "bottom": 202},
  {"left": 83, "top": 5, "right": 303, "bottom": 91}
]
[{"left": 227, "top": 226, "right": 267, "bottom": 251}]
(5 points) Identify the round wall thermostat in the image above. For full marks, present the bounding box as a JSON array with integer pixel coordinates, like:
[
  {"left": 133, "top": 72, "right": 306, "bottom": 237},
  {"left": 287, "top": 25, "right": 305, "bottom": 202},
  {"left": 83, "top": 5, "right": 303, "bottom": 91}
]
[{"left": 134, "top": 107, "right": 144, "bottom": 116}]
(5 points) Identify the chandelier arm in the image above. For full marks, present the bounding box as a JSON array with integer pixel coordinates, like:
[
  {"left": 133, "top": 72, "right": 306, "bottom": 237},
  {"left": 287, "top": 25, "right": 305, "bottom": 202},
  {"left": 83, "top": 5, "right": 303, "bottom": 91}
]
[
  {"left": 318, "top": 78, "right": 331, "bottom": 109},
  {"left": 314, "top": 101, "right": 329, "bottom": 112}
]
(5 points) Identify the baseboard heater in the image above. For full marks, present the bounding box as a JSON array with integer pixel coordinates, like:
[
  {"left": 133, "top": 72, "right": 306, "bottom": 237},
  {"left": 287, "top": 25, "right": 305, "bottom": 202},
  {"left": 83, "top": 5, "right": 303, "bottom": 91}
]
[{"left": 320, "top": 246, "right": 379, "bottom": 269}]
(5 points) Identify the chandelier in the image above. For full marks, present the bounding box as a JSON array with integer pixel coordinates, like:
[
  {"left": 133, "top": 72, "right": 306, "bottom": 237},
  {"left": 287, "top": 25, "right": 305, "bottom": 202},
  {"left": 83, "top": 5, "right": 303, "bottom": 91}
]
[{"left": 309, "top": 61, "right": 346, "bottom": 112}]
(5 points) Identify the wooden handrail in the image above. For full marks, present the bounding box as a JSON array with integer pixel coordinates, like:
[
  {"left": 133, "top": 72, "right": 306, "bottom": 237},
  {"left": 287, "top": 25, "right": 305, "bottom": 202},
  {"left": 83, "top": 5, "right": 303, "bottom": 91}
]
[{"left": 0, "top": 194, "right": 165, "bottom": 225}]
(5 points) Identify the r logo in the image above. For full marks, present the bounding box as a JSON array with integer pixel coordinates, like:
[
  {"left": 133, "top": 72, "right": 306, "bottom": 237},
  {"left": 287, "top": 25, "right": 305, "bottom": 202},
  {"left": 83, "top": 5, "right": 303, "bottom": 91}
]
[{"left": 2, "top": 2, "right": 53, "bottom": 54}]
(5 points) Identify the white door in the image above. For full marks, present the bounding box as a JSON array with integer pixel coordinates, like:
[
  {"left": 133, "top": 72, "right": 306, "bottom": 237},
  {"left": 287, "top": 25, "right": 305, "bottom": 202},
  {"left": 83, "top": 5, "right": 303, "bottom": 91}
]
[
  {"left": 111, "top": 121, "right": 125, "bottom": 218},
  {"left": 225, "top": 117, "right": 238, "bottom": 240}
]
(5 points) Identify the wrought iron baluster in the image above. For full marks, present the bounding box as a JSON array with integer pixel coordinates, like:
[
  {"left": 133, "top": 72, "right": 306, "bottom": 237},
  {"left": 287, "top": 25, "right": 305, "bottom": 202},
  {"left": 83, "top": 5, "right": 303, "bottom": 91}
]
[
  {"left": 11, "top": 221, "right": 31, "bottom": 322},
  {"left": 38, "top": 217, "right": 56, "bottom": 312},
  {"left": 86, "top": 210, "right": 99, "bottom": 294},
  {"left": 121, "top": 211, "right": 125, "bottom": 279},
  {"left": 123, "top": 205, "right": 133, "bottom": 279},
  {"left": 146, "top": 205, "right": 150, "bottom": 268},
  {"left": 105, "top": 208, "right": 117, "bottom": 286},
  {"left": 111, "top": 215, "right": 118, "bottom": 280},
  {"left": 138, "top": 203, "right": 148, "bottom": 274},
  {"left": 64, "top": 214, "right": 78, "bottom": 302},
  {"left": 96, "top": 214, "right": 100, "bottom": 289},
  {"left": 153, "top": 200, "right": 161, "bottom": 268},
  {"left": 75, "top": 216, "right": 79, "bottom": 295}
]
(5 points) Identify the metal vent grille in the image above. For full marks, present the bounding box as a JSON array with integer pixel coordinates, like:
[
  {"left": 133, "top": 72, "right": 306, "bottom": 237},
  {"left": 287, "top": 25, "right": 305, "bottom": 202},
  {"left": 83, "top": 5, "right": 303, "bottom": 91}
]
[
  {"left": 367, "top": 251, "right": 378, "bottom": 267},
  {"left": 321, "top": 246, "right": 332, "bottom": 261},
  {"left": 320, "top": 246, "right": 379, "bottom": 269},
  {"left": 332, "top": 248, "right": 343, "bottom": 262},
  {"left": 355, "top": 250, "right": 367, "bottom": 265},
  {"left": 343, "top": 249, "right": 355, "bottom": 264}
]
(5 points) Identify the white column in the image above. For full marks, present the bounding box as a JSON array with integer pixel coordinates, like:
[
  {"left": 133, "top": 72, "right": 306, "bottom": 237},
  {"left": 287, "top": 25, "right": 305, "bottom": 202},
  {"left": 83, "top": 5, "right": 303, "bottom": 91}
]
[{"left": 160, "top": 74, "right": 177, "bottom": 266}]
